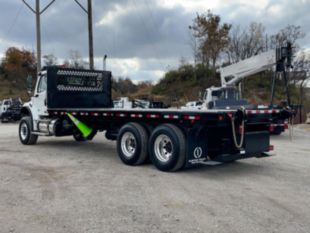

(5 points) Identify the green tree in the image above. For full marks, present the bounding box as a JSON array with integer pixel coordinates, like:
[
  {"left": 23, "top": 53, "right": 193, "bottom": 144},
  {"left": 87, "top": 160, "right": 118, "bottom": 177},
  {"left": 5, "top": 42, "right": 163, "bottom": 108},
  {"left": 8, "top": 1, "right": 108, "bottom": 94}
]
[
  {"left": 1, "top": 47, "right": 36, "bottom": 84},
  {"left": 189, "top": 10, "right": 231, "bottom": 71}
]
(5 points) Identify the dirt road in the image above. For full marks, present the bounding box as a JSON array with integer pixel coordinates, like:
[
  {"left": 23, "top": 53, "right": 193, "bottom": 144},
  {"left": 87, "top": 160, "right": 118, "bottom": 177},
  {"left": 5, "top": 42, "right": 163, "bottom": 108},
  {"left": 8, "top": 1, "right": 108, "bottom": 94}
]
[{"left": 0, "top": 124, "right": 309, "bottom": 233}]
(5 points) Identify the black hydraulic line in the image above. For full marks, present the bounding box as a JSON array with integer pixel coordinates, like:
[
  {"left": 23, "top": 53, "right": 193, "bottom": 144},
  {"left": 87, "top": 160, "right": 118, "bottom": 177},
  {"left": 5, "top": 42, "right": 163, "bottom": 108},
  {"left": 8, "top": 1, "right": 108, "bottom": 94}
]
[
  {"left": 282, "top": 69, "right": 291, "bottom": 107},
  {"left": 270, "top": 72, "right": 277, "bottom": 107}
]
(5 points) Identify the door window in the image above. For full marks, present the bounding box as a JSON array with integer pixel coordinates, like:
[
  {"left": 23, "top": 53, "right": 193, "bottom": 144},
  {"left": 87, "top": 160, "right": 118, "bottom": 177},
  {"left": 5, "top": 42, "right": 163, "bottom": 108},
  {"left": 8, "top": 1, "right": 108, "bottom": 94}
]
[{"left": 37, "top": 75, "right": 47, "bottom": 93}]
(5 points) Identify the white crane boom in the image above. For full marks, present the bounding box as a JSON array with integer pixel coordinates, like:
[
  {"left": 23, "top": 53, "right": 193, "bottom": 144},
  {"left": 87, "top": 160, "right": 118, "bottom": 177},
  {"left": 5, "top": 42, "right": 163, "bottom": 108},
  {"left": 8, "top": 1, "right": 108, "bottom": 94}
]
[{"left": 220, "top": 50, "right": 277, "bottom": 87}]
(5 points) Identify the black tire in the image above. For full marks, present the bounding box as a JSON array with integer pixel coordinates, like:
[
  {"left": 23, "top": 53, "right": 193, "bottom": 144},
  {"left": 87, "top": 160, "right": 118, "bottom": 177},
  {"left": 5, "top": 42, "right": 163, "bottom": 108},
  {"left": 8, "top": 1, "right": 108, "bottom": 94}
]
[
  {"left": 271, "top": 126, "right": 283, "bottom": 135},
  {"left": 19, "top": 116, "right": 38, "bottom": 145},
  {"left": 149, "top": 124, "right": 186, "bottom": 172},
  {"left": 73, "top": 131, "right": 87, "bottom": 142},
  {"left": 86, "top": 130, "right": 97, "bottom": 140},
  {"left": 117, "top": 123, "right": 149, "bottom": 166}
]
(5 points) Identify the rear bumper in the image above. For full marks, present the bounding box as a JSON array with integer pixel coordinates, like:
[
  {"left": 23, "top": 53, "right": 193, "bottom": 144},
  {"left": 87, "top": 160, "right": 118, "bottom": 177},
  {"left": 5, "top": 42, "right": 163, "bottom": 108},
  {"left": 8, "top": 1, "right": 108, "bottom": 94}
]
[{"left": 213, "top": 151, "right": 274, "bottom": 163}]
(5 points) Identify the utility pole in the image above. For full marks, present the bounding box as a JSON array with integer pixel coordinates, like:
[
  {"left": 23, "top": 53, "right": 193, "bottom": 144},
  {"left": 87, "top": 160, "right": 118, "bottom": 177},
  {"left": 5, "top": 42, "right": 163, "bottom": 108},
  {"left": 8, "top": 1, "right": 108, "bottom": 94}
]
[
  {"left": 103, "top": 54, "right": 107, "bottom": 70},
  {"left": 22, "top": 0, "right": 55, "bottom": 73},
  {"left": 74, "top": 0, "right": 94, "bottom": 70}
]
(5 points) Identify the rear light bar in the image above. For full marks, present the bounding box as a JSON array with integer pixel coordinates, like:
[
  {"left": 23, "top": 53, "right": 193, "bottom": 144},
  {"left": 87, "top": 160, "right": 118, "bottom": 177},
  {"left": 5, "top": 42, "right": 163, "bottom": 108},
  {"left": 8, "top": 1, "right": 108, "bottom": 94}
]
[{"left": 246, "top": 109, "right": 280, "bottom": 114}]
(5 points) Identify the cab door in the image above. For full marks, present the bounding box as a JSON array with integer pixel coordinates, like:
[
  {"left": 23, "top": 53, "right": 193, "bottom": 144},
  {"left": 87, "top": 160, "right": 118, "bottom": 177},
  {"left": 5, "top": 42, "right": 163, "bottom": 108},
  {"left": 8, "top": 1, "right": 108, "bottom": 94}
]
[{"left": 31, "top": 72, "right": 48, "bottom": 122}]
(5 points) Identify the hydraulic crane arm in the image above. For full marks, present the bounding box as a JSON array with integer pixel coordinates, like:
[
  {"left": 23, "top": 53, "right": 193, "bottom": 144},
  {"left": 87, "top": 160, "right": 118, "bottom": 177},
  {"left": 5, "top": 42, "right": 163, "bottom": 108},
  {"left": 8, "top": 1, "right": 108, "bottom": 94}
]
[{"left": 220, "top": 50, "right": 277, "bottom": 87}]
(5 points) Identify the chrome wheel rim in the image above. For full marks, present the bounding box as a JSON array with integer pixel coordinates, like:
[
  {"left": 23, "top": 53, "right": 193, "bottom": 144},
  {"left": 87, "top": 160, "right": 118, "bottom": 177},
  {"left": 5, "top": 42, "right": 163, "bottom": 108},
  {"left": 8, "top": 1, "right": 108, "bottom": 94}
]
[
  {"left": 154, "top": 134, "right": 173, "bottom": 163},
  {"left": 20, "top": 122, "right": 28, "bottom": 141},
  {"left": 121, "top": 132, "right": 137, "bottom": 158}
]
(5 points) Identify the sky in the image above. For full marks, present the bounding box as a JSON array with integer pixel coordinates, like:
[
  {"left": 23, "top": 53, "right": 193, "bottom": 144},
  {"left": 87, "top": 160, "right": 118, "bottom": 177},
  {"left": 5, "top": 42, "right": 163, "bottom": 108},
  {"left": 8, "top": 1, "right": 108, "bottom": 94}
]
[{"left": 0, "top": 0, "right": 309, "bottom": 83}]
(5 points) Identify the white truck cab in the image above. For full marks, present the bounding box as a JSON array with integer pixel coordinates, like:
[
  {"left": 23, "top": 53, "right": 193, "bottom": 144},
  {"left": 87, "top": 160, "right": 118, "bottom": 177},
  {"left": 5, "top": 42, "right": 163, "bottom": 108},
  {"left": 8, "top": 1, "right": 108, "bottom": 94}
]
[
  {"left": 23, "top": 71, "right": 48, "bottom": 130},
  {"left": 182, "top": 86, "right": 245, "bottom": 110}
]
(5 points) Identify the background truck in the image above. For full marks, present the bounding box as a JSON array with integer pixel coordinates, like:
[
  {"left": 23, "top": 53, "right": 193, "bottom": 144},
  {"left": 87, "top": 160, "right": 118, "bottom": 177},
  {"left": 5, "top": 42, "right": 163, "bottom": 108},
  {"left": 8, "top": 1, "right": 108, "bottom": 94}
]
[
  {"left": 183, "top": 43, "right": 294, "bottom": 135},
  {"left": 0, "top": 98, "right": 23, "bottom": 123},
  {"left": 18, "top": 66, "right": 290, "bottom": 172}
]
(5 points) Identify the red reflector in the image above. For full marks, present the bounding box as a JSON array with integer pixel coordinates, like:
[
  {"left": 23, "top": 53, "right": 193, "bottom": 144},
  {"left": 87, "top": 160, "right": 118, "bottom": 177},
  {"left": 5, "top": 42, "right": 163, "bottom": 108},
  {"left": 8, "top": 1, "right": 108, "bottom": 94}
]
[
  {"left": 268, "top": 145, "right": 274, "bottom": 151},
  {"left": 183, "top": 115, "right": 201, "bottom": 120},
  {"left": 146, "top": 114, "right": 160, "bottom": 119},
  {"left": 218, "top": 115, "right": 224, "bottom": 121},
  {"left": 269, "top": 124, "right": 275, "bottom": 132}
]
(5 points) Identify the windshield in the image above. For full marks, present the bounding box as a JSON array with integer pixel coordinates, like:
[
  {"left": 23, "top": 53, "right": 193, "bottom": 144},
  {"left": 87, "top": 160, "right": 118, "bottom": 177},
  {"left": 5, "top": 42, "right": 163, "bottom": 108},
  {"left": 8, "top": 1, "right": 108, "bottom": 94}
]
[{"left": 212, "top": 88, "right": 240, "bottom": 101}]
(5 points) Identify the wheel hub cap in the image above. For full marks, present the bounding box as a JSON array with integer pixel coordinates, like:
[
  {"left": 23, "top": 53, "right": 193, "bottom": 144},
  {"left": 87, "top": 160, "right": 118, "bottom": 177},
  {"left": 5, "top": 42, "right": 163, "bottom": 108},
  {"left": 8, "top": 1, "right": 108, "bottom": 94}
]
[
  {"left": 154, "top": 134, "right": 173, "bottom": 163},
  {"left": 121, "top": 132, "right": 137, "bottom": 158},
  {"left": 20, "top": 122, "right": 28, "bottom": 141}
]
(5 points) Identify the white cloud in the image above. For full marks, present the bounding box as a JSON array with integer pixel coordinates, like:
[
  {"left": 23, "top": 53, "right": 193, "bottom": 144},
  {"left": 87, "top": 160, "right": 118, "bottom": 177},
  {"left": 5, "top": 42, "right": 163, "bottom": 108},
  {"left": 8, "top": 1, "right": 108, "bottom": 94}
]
[
  {"left": 267, "top": 4, "right": 283, "bottom": 17},
  {"left": 223, "top": 0, "right": 269, "bottom": 10},
  {"left": 94, "top": 56, "right": 177, "bottom": 83},
  {"left": 159, "top": 0, "right": 220, "bottom": 11},
  {"left": 159, "top": 0, "right": 270, "bottom": 12},
  {"left": 96, "top": 4, "right": 128, "bottom": 26},
  {"left": 0, "top": 37, "right": 26, "bottom": 54}
]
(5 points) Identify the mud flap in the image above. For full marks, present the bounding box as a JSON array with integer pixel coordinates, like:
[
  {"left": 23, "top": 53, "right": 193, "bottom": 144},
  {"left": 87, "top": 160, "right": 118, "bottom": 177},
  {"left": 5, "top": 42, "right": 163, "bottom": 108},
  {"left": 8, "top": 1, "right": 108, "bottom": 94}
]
[
  {"left": 244, "top": 131, "right": 269, "bottom": 154},
  {"left": 185, "top": 128, "right": 209, "bottom": 167}
]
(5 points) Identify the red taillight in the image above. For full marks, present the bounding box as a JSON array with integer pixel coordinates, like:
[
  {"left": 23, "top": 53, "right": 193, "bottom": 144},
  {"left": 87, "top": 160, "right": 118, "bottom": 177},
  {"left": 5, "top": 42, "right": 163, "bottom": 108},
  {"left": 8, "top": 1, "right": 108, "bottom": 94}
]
[
  {"left": 239, "top": 125, "right": 244, "bottom": 134},
  {"left": 284, "top": 121, "right": 289, "bottom": 129},
  {"left": 268, "top": 145, "right": 274, "bottom": 151},
  {"left": 269, "top": 124, "right": 275, "bottom": 132}
]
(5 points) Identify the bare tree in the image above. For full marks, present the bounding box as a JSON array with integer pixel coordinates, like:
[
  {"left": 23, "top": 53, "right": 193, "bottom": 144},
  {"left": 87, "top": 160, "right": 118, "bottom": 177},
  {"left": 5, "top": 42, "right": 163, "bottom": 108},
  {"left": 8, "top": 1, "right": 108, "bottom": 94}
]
[
  {"left": 64, "top": 50, "right": 88, "bottom": 69},
  {"left": 290, "top": 50, "right": 310, "bottom": 122},
  {"left": 227, "top": 22, "right": 266, "bottom": 64},
  {"left": 188, "top": 29, "right": 199, "bottom": 66},
  {"left": 270, "top": 25, "right": 306, "bottom": 49},
  {"left": 43, "top": 54, "right": 58, "bottom": 66}
]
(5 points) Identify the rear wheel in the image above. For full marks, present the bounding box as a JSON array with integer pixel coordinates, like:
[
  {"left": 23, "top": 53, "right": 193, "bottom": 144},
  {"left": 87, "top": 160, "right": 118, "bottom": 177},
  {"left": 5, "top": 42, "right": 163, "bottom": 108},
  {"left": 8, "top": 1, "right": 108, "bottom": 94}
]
[
  {"left": 149, "top": 124, "right": 186, "bottom": 172},
  {"left": 117, "top": 123, "right": 149, "bottom": 165},
  {"left": 19, "top": 116, "right": 38, "bottom": 145}
]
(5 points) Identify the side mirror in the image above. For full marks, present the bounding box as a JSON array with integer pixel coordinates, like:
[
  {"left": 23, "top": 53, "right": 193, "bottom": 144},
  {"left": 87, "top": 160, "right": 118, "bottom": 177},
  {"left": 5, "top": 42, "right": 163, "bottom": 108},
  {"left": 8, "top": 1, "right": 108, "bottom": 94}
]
[{"left": 26, "top": 75, "right": 32, "bottom": 94}]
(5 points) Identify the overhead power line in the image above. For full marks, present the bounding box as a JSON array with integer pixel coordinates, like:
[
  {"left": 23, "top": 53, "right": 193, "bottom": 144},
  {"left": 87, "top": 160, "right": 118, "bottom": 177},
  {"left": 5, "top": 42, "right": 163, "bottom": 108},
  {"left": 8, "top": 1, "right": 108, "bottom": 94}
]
[{"left": 7, "top": 3, "right": 23, "bottom": 36}]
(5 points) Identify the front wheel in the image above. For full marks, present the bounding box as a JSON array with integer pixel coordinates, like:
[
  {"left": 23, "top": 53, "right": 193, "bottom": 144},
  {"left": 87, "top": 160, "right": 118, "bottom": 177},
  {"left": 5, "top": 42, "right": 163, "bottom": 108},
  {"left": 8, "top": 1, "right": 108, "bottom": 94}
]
[{"left": 19, "top": 116, "right": 38, "bottom": 145}]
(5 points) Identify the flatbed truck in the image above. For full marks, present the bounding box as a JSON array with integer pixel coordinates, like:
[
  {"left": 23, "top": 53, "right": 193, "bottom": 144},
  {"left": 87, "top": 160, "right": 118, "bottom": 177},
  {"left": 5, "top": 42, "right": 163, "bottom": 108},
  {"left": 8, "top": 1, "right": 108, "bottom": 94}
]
[{"left": 18, "top": 66, "right": 290, "bottom": 172}]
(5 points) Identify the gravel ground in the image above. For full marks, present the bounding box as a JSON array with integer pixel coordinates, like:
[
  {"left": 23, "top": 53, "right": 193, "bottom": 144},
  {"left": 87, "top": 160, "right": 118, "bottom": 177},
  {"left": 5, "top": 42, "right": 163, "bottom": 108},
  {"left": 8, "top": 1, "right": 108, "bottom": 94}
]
[{"left": 0, "top": 123, "right": 309, "bottom": 233}]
